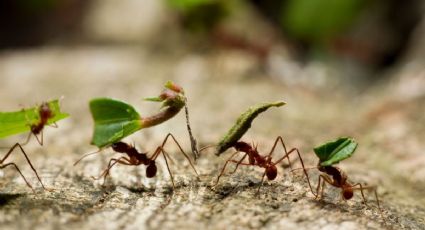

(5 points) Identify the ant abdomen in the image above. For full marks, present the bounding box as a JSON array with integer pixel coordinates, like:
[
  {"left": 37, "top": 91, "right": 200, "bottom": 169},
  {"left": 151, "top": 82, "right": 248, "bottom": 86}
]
[
  {"left": 146, "top": 162, "right": 157, "bottom": 178},
  {"left": 266, "top": 165, "right": 277, "bottom": 180}
]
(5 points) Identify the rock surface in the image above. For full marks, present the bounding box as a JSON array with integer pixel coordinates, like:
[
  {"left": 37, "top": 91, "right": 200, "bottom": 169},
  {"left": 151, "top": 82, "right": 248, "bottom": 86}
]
[{"left": 0, "top": 45, "right": 424, "bottom": 229}]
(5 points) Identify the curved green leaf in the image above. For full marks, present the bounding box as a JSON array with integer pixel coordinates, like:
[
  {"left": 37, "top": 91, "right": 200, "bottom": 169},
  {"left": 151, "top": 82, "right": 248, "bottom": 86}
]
[
  {"left": 0, "top": 99, "right": 69, "bottom": 139},
  {"left": 90, "top": 98, "right": 143, "bottom": 148},
  {"left": 216, "top": 101, "right": 286, "bottom": 155},
  {"left": 313, "top": 137, "right": 358, "bottom": 166}
]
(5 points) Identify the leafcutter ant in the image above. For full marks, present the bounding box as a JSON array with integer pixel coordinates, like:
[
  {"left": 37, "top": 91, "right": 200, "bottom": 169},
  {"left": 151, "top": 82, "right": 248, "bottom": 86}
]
[
  {"left": 213, "top": 136, "right": 315, "bottom": 194},
  {"left": 75, "top": 133, "right": 199, "bottom": 188},
  {"left": 0, "top": 102, "right": 61, "bottom": 191},
  {"left": 23, "top": 102, "right": 57, "bottom": 146},
  {"left": 293, "top": 164, "right": 384, "bottom": 221},
  {"left": 315, "top": 165, "right": 382, "bottom": 212}
]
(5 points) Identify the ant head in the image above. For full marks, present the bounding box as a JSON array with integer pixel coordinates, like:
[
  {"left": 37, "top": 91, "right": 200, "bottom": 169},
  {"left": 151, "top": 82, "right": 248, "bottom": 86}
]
[
  {"left": 40, "top": 103, "right": 53, "bottom": 118},
  {"left": 111, "top": 142, "right": 129, "bottom": 153},
  {"left": 266, "top": 165, "right": 278, "bottom": 180},
  {"left": 146, "top": 162, "right": 157, "bottom": 178},
  {"left": 342, "top": 188, "right": 354, "bottom": 200}
]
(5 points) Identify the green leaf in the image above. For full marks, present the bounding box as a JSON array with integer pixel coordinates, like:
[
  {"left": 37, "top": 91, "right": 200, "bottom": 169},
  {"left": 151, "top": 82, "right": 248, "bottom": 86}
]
[
  {"left": 0, "top": 99, "right": 69, "bottom": 139},
  {"left": 216, "top": 101, "right": 286, "bottom": 155},
  {"left": 90, "top": 98, "right": 143, "bottom": 148},
  {"left": 313, "top": 137, "right": 358, "bottom": 166}
]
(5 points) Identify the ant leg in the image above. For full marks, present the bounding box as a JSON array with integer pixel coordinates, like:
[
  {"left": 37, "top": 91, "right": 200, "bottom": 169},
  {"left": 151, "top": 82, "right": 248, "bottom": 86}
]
[
  {"left": 265, "top": 136, "right": 293, "bottom": 170},
  {"left": 92, "top": 157, "right": 131, "bottom": 185},
  {"left": 320, "top": 178, "right": 326, "bottom": 199},
  {"left": 315, "top": 174, "right": 334, "bottom": 200},
  {"left": 158, "top": 133, "right": 199, "bottom": 176},
  {"left": 229, "top": 153, "right": 248, "bottom": 174},
  {"left": 33, "top": 130, "right": 43, "bottom": 146},
  {"left": 0, "top": 163, "right": 35, "bottom": 192},
  {"left": 350, "top": 183, "right": 386, "bottom": 224},
  {"left": 213, "top": 151, "right": 241, "bottom": 186},
  {"left": 256, "top": 170, "right": 267, "bottom": 195},
  {"left": 272, "top": 145, "right": 316, "bottom": 196},
  {"left": 1, "top": 143, "right": 47, "bottom": 190},
  {"left": 159, "top": 148, "right": 175, "bottom": 189},
  {"left": 350, "top": 183, "right": 382, "bottom": 211}
]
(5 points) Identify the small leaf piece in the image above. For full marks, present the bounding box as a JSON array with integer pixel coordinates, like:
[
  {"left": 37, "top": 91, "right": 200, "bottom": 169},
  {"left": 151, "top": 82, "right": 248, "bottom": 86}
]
[
  {"left": 216, "top": 101, "right": 286, "bottom": 155},
  {"left": 90, "top": 98, "right": 143, "bottom": 148},
  {"left": 313, "top": 137, "right": 358, "bottom": 166},
  {"left": 0, "top": 99, "right": 69, "bottom": 139}
]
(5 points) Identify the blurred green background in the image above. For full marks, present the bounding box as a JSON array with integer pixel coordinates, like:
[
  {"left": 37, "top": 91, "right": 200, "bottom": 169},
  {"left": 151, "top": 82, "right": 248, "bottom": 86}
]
[{"left": 1, "top": 0, "right": 423, "bottom": 72}]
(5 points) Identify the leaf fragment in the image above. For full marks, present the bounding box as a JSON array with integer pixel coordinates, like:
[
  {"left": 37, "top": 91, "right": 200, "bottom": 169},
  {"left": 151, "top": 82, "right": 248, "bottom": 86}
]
[
  {"left": 0, "top": 99, "right": 69, "bottom": 139},
  {"left": 216, "top": 101, "right": 286, "bottom": 155},
  {"left": 313, "top": 137, "right": 358, "bottom": 166}
]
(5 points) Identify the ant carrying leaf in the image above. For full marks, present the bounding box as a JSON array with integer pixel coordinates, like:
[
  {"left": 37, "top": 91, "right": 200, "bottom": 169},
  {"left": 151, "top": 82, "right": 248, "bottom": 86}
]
[
  {"left": 90, "top": 81, "right": 199, "bottom": 160},
  {"left": 0, "top": 100, "right": 68, "bottom": 141},
  {"left": 76, "top": 134, "right": 198, "bottom": 188},
  {"left": 293, "top": 137, "right": 385, "bottom": 221},
  {"left": 78, "top": 81, "right": 199, "bottom": 187},
  {"left": 211, "top": 101, "right": 315, "bottom": 194},
  {"left": 0, "top": 100, "right": 69, "bottom": 191}
]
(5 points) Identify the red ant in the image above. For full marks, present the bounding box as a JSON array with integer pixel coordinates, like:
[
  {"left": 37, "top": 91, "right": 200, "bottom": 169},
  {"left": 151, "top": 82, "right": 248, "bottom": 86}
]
[
  {"left": 0, "top": 102, "right": 56, "bottom": 191},
  {"left": 213, "top": 136, "right": 315, "bottom": 194},
  {"left": 314, "top": 165, "right": 382, "bottom": 211},
  {"left": 293, "top": 164, "right": 384, "bottom": 220},
  {"left": 75, "top": 133, "right": 199, "bottom": 188},
  {"left": 23, "top": 102, "right": 57, "bottom": 146}
]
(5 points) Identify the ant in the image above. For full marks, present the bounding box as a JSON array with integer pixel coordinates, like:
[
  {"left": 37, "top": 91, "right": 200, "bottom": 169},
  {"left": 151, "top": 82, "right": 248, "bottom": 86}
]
[
  {"left": 0, "top": 102, "right": 57, "bottom": 191},
  {"left": 23, "top": 102, "right": 57, "bottom": 146},
  {"left": 75, "top": 133, "right": 199, "bottom": 188},
  {"left": 213, "top": 136, "right": 315, "bottom": 194},
  {"left": 314, "top": 165, "right": 382, "bottom": 210},
  {"left": 293, "top": 164, "right": 384, "bottom": 220}
]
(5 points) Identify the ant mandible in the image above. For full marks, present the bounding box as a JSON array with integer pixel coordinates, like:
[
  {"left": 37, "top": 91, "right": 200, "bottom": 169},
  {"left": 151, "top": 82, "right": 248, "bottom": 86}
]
[
  {"left": 75, "top": 133, "right": 199, "bottom": 188},
  {"left": 213, "top": 136, "right": 315, "bottom": 194}
]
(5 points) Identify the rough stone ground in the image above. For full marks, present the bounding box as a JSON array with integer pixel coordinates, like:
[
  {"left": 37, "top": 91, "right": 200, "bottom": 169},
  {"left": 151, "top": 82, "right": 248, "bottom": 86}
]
[{"left": 0, "top": 43, "right": 424, "bottom": 230}]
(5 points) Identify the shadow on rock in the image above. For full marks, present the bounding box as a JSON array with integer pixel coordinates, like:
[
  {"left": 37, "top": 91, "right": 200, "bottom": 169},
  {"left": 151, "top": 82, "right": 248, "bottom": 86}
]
[{"left": 0, "top": 193, "right": 23, "bottom": 207}]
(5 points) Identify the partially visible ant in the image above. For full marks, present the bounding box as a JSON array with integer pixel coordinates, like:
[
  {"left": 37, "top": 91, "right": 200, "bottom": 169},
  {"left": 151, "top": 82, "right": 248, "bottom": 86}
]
[
  {"left": 0, "top": 102, "right": 58, "bottom": 191},
  {"left": 213, "top": 136, "right": 315, "bottom": 194},
  {"left": 23, "top": 102, "right": 57, "bottom": 146},
  {"left": 75, "top": 133, "right": 199, "bottom": 188}
]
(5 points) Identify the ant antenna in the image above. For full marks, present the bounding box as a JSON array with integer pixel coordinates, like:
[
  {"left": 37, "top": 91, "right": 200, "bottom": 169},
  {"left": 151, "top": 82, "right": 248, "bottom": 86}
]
[
  {"left": 74, "top": 149, "right": 102, "bottom": 166},
  {"left": 199, "top": 144, "right": 217, "bottom": 153}
]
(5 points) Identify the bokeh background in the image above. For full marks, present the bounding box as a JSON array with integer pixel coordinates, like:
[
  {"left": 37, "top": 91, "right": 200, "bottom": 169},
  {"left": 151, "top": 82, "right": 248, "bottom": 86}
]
[{"left": 0, "top": 1, "right": 424, "bottom": 229}]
